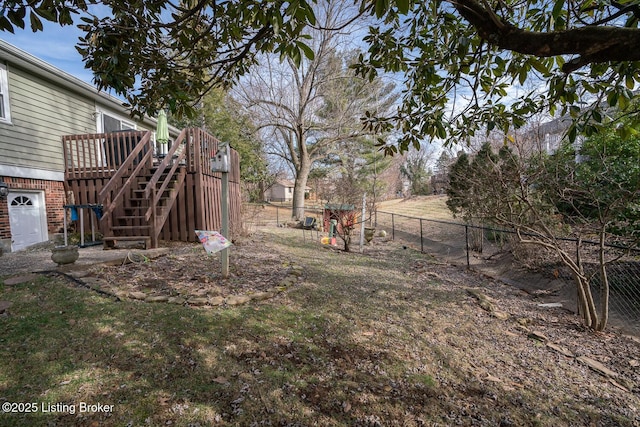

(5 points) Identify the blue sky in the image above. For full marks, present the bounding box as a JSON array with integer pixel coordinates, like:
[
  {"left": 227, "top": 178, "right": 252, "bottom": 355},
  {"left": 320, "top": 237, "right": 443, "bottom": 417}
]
[{"left": 1, "top": 21, "right": 94, "bottom": 84}]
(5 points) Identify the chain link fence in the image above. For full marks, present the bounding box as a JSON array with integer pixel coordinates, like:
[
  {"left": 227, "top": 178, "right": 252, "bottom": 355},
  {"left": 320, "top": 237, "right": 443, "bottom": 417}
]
[
  {"left": 243, "top": 203, "right": 639, "bottom": 335},
  {"left": 375, "top": 210, "right": 640, "bottom": 337},
  {"left": 243, "top": 203, "right": 325, "bottom": 231}
]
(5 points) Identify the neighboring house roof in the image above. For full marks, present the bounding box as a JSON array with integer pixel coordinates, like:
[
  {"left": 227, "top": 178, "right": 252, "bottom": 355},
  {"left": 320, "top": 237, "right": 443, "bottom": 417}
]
[
  {"left": 275, "top": 179, "right": 295, "bottom": 187},
  {"left": 274, "top": 179, "right": 311, "bottom": 190},
  {"left": 0, "top": 40, "right": 180, "bottom": 136},
  {"left": 325, "top": 203, "right": 355, "bottom": 211}
]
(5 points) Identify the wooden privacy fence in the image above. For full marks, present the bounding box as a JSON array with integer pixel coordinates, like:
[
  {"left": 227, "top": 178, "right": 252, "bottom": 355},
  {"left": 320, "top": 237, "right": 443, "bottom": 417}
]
[{"left": 62, "top": 128, "right": 242, "bottom": 245}]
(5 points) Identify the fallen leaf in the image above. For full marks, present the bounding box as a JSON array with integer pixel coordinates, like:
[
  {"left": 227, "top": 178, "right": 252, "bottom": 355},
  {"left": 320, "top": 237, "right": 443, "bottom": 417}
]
[
  {"left": 609, "top": 379, "right": 629, "bottom": 392},
  {"left": 486, "top": 375, "right": 502, "bottom": 383},
  {"left": 528, "top": 331, "right": 548, "bottom": 342},
  {"left": 577, "top": 356, "right": 618, "bottom": 378},
  {"left": 546, "top": 342, "right": 574, "bottom": 358}
]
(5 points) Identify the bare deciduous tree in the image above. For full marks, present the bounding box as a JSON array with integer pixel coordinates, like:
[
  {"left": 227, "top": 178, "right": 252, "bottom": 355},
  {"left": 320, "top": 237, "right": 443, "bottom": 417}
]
[{"left": 234, "top": 0, "right": 396, "bottom": 219}]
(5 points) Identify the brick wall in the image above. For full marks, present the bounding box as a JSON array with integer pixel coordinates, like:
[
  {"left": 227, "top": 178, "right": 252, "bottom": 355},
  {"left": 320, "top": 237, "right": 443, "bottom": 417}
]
[
  {"left": 0, "top": 176, "right": 67, "bottom": 239},
  {"left": 0, "top": 192, "right": 8, "bottom": 239}
]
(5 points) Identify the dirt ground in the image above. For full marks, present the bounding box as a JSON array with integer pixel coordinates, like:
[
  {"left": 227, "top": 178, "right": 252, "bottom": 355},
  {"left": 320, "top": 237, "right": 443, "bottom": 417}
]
[{"left": 81, "top": 237, "right": 298, "bottom": 304}]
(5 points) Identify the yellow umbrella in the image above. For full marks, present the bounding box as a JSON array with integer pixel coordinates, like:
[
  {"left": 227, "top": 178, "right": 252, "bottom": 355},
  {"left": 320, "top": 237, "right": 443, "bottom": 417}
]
[{"left": 156, "top": 109, "right": 169, "bottom": 144}]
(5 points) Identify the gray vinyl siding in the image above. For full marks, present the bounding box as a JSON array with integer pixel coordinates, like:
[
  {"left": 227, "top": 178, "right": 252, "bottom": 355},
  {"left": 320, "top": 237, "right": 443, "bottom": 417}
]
[{"left": 0, "top": 64, "right": 95, "bottom": 173}]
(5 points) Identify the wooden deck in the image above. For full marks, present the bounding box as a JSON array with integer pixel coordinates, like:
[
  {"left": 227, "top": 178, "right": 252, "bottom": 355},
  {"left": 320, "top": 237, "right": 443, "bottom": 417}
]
[{"left": 63, "top": 128, "right": 242, "bottom": 248}]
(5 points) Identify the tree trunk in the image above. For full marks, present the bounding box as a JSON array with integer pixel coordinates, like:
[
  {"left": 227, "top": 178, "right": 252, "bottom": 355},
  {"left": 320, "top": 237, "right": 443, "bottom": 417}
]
[
  {"left": 597, "top": 231, "right": 609, "bottom": 331},
  {"left": 575, "top": 275, "right": 598, "bottom": 329},
  {"left": 341, "top": 227, "right": 352, "bottom": 252},
  {"left": 572, "top": 239, "right": 600, "bottom": 330},
  {"left": 292, "top": 161, "right": 311, "bottom": 220}
]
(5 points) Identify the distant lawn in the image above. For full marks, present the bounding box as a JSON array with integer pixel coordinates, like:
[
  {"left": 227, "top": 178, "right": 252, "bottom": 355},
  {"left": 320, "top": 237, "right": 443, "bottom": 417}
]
[
  {"left": 244, "top": 196, "right": 454, "bottom": 230},
  {"left": 378, "top": 195, "right": 454, "bottom": 221}
]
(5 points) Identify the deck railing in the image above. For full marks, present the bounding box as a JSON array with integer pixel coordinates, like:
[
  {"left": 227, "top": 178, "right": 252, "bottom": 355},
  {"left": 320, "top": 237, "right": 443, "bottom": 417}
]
[
  {"left": 63, "top": 128, "right": 240, "bottom": 180},
  {"left": 186, "top": 128, "right": 241, "bottom": 181},
  {"left": 63, "top": 131, "right": 152, "bottom": 179}
]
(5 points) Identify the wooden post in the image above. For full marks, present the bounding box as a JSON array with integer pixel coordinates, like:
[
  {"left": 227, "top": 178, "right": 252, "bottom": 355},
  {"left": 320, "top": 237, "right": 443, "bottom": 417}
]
[
  {"left": 211, "top": 142, "right": 230, "bottom": 279},
  {"left": 221, "top": 166, "right": 230, "bottom": 278}
]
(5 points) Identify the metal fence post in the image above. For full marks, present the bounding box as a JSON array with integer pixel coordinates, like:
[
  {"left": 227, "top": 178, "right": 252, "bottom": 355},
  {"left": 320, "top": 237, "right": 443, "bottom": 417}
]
[
  {"left": 465, "top": 224, "right": 470, "bottom": 268},
  {"left": 576, "top": 238, "right": 581, "bottom": 316},
  {"left": 367, "top": 209, "right": 639, "bottom": 335},
  {"left": 391, "top": 213, "right": 395, "bottom": 240}
]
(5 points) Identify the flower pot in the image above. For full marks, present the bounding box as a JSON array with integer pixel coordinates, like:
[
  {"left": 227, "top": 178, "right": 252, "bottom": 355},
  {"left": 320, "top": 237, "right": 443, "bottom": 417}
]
[{"left": 51, "top": 245, "right": 79, "bottom": 265}]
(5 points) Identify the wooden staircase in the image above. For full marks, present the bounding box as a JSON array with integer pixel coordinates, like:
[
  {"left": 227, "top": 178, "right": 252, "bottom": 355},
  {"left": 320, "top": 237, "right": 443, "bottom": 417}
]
[
  {"left": 64, "top": 127, "right": 242, "bottom": 246},
  {"left": 98, "top": 129, "right": 189, "bottom": 249},
  {"left": 106, "top": 166, "right": 187, "bottom": 249}
]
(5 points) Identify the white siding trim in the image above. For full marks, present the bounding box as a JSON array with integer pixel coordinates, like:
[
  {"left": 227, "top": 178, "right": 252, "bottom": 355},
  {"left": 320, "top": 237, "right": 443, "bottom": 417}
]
[
  {"left": 0, "top": 164, "right": 64, "bottom": 181},
  {"left": 0, "top": 62, "right": 12, "bottom": 124}
]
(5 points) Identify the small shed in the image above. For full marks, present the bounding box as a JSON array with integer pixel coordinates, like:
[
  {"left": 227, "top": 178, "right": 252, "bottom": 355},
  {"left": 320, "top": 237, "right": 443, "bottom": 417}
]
[{"left": 323, "top": 204, "right": 356, "bottom": 234}]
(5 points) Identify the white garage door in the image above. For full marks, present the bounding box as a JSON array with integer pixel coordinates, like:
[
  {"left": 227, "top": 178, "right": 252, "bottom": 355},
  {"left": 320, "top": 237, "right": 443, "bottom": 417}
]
[{"left": 8, "top": 191, "right": 48, "bottom": 251}]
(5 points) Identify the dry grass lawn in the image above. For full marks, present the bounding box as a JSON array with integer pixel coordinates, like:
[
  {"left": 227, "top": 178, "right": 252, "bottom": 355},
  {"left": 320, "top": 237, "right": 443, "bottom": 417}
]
[{"left": 0, "top": 227, "right": 639, "bottom": 426}]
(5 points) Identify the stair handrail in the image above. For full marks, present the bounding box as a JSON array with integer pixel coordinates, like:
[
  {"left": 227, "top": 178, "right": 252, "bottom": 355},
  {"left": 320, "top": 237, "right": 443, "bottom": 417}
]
[
  {"left": 143, "top": 149, "right": 188, "bottom": 222},
  {"left": 143, "top": 129, "right": 189, "bottom": 246},
  {"left": 143, "top": 128, "right": 188, "bottom": 199},
  {"left": 98, "top": 130, "right": 153, "bottom": 219},
  {"left": 150, "top": 167, "right": 187, "bottom": 247}
]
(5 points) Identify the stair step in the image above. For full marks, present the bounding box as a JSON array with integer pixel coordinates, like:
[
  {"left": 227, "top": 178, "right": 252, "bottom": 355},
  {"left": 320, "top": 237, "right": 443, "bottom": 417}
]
[
  {"left": 138, "top": 172, "right": 180, "bottom": 180},
  {"left": 103, "top": 236, "right": 151, "bottom": 250},
  {"left": 129, "top": 194, "right": 172, "bottom": 198},
  {"left": 111, "top": 225, "right": 151, "bottom": 230},
  {"left": 128, "top": 198, "right": 170, "bottom": 203},
  {"left": 116, "top": 215, "right": 147, "bottom": 220},
  {"left": 133, "top": 188, "right": 176, "bottom": 194},
  {"left": 138, "top": 176, "right": 178, "bottom": 183},
  {"left": 123, "top": 206, "right": 166, "bottom": 211}
]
